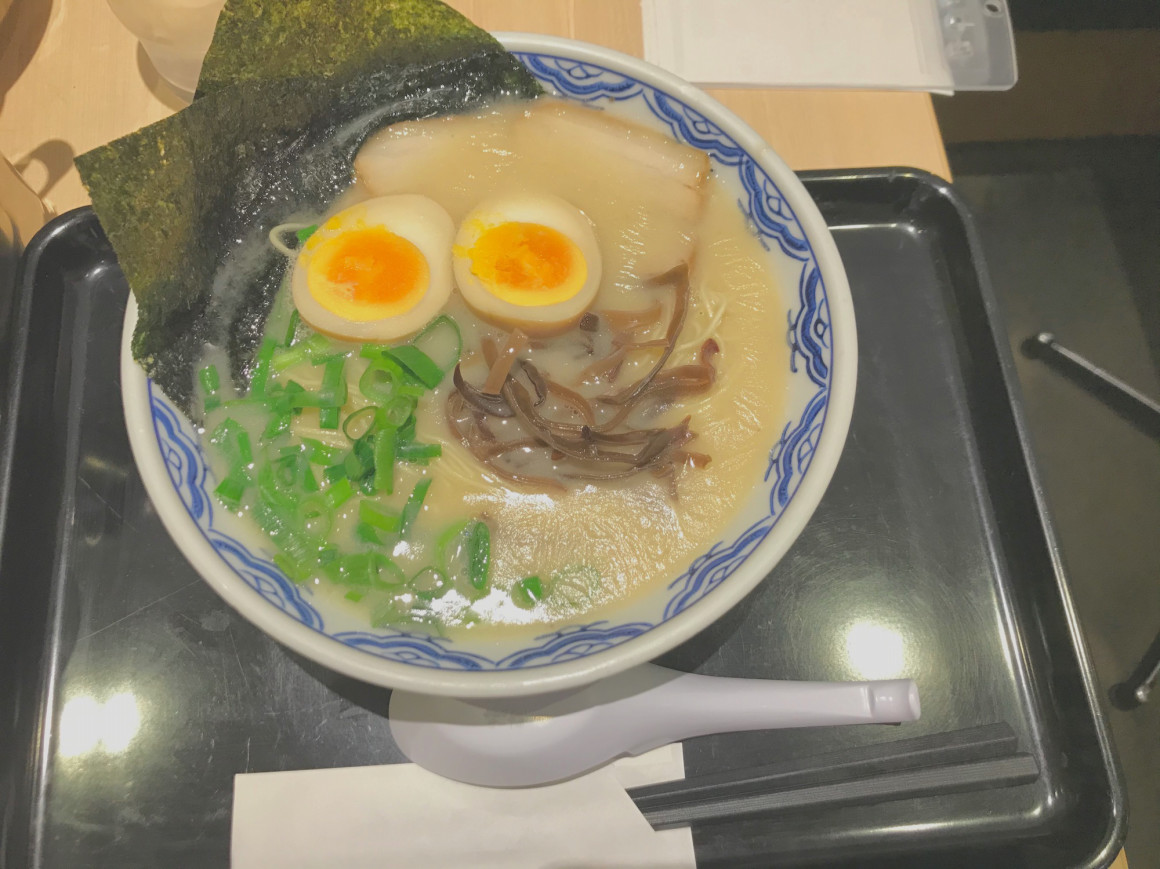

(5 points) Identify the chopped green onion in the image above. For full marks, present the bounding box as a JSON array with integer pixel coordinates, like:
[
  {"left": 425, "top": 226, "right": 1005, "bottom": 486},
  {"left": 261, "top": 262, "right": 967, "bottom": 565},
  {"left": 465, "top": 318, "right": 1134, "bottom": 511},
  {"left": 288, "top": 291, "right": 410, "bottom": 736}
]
[
  {"left": 300, "top": 463, "right": 319, "bottom": 493},
  {"left": 325, "top": 552, "right": 407, "bottom": 589},
  {"left": 378, "top": 395, "right": 417, "bottom": 430},
  {"left": 271, "top": 343, "right": 310, "bottom": 373},
  {"left": 236, "top": 431, "right": 253, "bottom": 466},
  {"left": 396, "top": 414, "right": 417, "bottom": 445},
  {"left": 358, "top": 365, "right": 395, "bottom": 403},
  {"left": 343, "top": 449, "right": 371, "bottom": 483},
  {"left": 318, "top": 356, "right": 348, "bottom": 407},
  {"left": 358, "top": 357, "right": 422, "bottom": 403},
  {"left": 296, "top": 224, "right": 318, "bottom": 244},
  {"left": 274, "top": 554, "right": 312, "bottom": 584},
  {"left": 342, "top": 406, "right": 378, "bottom": 441},
  {"left": 409, "top": 315, "right": 462, "bottom": 374},
  {"left": 303, "top": 332, "right": 332, "bottom": 357},
  {"left": 327, "top": 553, "right": 372, "bottom": 587},
  {"left": 249, "top": 338, "right": 278, "bottom": 399},
  {"left": 373, "top": 427, "right": 396, "bottom": 495},
  {"left": 282, "top": 381, "right": 306, "bottom": 408},
  {"left": 252, "top": 500, "right": 314, "bottom": 563},
  {"left": 210, "top": 418, "right": 253, "bottom": 471},
  {"left": 287, "top": 390, "right": 326, "bottom": 409},
  {"left": 361, "top": 348, "right": 426, "bottom": 385},
  {"left": 399, "top": 478, "right": 432, "bottom": 536},
  {"left": 344, "top": 590, "right": 365, "bottom": 602},
  {"left": 199, "top": 364, "right": 221, "bottom": 394},
  {"left": 301, "top": 438, "right": 345, "bottom": 466},
  {"left": 283, "top": 309, "right": 301, "bottom": 346},
  {"left": 299, "top": 496, "right": 333, "bottom": 540},
  {"left": 261, "top": 411, "right": 291, "bottom": 441},
  {"left": 511, "top": 575, "right": 544, "bottom": 610},
  {"left": 322, "top": 477, "right": 355, "bottom": 508},
  {"left": 355, "top": 522, "right": 381, "bottom": 545},
  {"left": 383, "top": 345, "right": 444, "bottom": 389},
  {"left": 373, "top": 557, "right": 408, "bottom": 588},
  {"left": 397, "top": 441, "right": 441, "bottom": 463},
  {"left": 319, "top": 406, "right": 340, "bottom": 430},
  {"left": 256, "top": 463, "right": 297, "bottom": 512},
  {"left": 273, "top": 453, "right": 300, "bottom": 488},
  {"left": 436, "top": 519, "right": 473, "bottom": 553},
  {"left": 467, "top": 521, "right": 490, "bottom": 590},
  {"left": 214, "top": 469, "right": 248, "bottom": 510},
  {"left": 412, "top": 566, "right": 450, "bottom": 599},
  {"left": 359, "top": 499, "right": 401, "bottom": 533}
]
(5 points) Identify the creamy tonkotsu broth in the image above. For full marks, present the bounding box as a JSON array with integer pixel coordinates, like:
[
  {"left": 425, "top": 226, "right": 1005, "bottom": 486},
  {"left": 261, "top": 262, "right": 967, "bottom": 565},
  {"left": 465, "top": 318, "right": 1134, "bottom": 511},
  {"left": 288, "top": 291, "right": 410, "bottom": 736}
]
[{"left": 198, "top": 98, "right": 788, "bottom": 637}]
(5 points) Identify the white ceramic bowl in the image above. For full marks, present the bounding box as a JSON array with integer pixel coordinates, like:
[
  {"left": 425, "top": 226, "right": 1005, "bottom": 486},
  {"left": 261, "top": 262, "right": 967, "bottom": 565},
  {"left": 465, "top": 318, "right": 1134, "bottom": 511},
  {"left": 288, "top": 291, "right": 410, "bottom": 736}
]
[{"left": 121, "top": 33, "right": 856, "bottom": 697}]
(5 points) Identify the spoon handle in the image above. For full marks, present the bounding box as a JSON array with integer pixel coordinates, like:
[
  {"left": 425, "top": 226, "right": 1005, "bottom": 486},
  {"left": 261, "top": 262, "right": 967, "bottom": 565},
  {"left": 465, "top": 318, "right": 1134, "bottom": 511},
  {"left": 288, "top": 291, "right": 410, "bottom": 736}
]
[{"left": 621, "top": 667, "right": 920, "bottom": 754}]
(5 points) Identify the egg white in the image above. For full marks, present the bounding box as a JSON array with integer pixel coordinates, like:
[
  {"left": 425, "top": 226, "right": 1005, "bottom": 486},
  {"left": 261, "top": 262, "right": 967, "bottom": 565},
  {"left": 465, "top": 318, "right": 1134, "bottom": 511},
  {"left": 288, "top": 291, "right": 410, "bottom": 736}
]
[{"left": 291, "top": 194, "right": 454, "bottom": 342}]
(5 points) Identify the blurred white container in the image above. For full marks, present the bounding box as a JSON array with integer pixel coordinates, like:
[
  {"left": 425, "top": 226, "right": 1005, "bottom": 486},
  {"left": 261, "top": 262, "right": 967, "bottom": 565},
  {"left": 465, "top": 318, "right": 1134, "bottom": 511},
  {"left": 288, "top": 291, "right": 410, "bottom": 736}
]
[{"left": 106, "top": 0, "right": 225, "bottom": 98}]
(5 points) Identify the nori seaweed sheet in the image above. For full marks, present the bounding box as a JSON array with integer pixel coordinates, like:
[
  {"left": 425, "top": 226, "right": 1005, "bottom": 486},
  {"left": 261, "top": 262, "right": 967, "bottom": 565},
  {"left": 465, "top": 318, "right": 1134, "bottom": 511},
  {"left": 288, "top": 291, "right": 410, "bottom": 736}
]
[
  {"left": 76, "top": 0, "right": 540, "bottom": 415},
  {"left": 196, "top": 0, "right": 500, "bottom": 98}
]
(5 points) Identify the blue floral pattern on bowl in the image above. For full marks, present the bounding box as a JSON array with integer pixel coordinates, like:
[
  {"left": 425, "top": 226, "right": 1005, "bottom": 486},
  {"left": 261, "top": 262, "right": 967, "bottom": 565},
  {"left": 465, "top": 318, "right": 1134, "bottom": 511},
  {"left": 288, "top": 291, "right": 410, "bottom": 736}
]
[{"left": 147, "top": 52, "right": 832, "bottom": 671}]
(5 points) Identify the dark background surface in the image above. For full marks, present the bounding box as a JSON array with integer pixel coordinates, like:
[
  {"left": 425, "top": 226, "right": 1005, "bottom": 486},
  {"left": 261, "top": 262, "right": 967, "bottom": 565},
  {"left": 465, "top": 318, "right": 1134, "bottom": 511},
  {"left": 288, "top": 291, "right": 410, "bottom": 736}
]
[{"left": 949, "top": 137, "right": 1160, "bottom": 869}]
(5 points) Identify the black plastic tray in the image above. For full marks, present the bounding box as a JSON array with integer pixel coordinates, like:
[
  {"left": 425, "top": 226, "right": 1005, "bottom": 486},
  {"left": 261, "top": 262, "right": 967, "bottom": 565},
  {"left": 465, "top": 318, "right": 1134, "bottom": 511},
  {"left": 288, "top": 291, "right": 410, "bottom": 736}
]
[{"left": 0, "top": 170, "right": 1124, "bottom": 868}]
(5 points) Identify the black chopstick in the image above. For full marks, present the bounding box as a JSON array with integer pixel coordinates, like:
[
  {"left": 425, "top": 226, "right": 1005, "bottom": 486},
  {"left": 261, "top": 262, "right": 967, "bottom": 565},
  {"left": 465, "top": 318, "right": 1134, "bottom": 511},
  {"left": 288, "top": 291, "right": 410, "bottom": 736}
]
[
  {"left": 628, "top": 723, "right": 1039, "bottom": 831},
  {"left": 638, "top": 754, "right": 1040, "bottom": 830}
]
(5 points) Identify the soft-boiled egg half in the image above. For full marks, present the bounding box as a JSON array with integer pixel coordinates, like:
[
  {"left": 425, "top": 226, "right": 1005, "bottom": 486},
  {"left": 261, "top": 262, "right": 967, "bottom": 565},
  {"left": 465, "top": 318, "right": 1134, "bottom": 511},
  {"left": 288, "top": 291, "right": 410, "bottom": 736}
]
[
  {"left": 291, "top": 195, "right": 454, "bottom": 342},
  {"left": 452, "top": 194, "right": 602, "bottom": 334}
]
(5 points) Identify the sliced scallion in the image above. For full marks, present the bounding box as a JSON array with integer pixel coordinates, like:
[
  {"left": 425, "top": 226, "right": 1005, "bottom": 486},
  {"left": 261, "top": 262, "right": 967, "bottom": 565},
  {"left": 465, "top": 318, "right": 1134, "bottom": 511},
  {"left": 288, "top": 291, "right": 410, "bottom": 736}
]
[
  {"left": 409, "top": 315, "right": 462, "bottom": 375},
  {"left": 283, "top": 309, "right": 301, "bottom": 346},
  {"left": 318, "top": 406, "right": 339, "bottom": 430},
  {"left": 412, "top": 566, "right": 450, "bottom": 599},
  {"left": 511, "top": 575, "right": 544, "bottom": 609},
  {"left": 249, "top": 338, "right": 278, "bottom": 399},
  {"left": 198, "top": 364, "right": 221, "bottom": 394},
  {"left": 262, "top": 411, "right": 291, "bottom": 441},
  {"left": 399, "top": 478, "right": 432, "bottom": 536},
  {"left": 384, "top": 345, "right": 444, "bottom": 389},
  {"left": 214, "top": 469, "right": 248, "bottom": 510},
  {"left": 274, "top": 554, "right": 311, "bottom": 584},
  {"left": 322, "top": 477, "right": 355, "bottom": 509},
  {"left": 301, "top": 438, "right": 344, "bottom": 466},
  {"left": 467, "top": 521, "right": 490, "bottom": 590},
  {"left": 397, "top": 441, "right": 441, "bottom": 463},
  {"left": 379, "top": 395, "right": 416, "bottom": 430},
  {"left": 318, "top": 355, "right": 347, "bottom": 407},
  {"left": 271, "top": 343, "right": 310, "bottom": 373},
  {"left": 373, "top": 427, "right": 396, "bottom": 495},
  {"left": 342, "top": 406, "right": 378, "bottom": 442},
  {"left": 359, "top": 499, "right": 401, "bottom": 533}
]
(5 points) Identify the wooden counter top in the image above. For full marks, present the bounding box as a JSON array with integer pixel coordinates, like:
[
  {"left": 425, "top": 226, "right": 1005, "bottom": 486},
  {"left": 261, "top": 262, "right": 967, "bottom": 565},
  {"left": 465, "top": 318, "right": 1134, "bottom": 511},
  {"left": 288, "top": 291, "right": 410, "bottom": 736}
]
[{"left": 0, "top": 0, "right": 951, "bottom": 214}]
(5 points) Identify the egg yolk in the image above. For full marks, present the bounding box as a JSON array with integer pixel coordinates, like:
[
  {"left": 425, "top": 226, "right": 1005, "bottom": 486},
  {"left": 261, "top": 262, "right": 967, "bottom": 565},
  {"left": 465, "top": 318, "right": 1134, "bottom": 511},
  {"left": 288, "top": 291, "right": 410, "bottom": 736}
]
[
  {"left": 460, "top": 222, "right": 587, "bottom": 307},
  {"left": 307, "top": 227, "right": 429, "bottom": 322}
]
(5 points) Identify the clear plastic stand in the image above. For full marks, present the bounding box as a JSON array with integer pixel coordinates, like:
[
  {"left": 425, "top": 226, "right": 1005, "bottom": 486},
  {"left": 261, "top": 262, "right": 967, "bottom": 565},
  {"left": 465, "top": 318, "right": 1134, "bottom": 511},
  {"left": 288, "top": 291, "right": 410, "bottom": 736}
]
[{"left": 938, "top": 0, "right": 1018, "bottom": 90}]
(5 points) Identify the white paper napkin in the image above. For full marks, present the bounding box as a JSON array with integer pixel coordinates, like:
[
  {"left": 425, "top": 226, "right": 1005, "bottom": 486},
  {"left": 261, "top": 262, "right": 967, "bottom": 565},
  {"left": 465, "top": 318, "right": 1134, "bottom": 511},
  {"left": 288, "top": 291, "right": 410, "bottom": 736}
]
[
  {"left": 232, "top": 744, "right": 695, "bottom": 868},
  {"left": 641, "top": 0, "right": 954, "bottom": 93}
]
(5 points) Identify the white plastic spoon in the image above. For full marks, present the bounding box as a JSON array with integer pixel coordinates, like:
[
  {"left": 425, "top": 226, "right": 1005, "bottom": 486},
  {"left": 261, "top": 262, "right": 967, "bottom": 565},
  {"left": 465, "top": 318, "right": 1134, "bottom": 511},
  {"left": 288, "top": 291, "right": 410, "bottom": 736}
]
[{"left": 389, "top": 664, "right": 920, "bottom": 787}]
